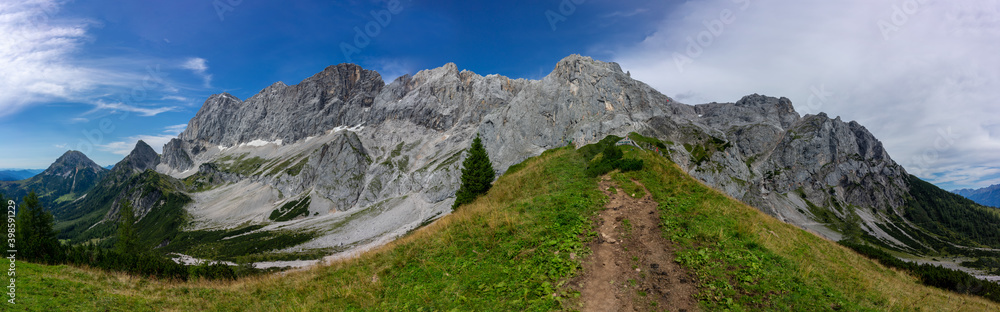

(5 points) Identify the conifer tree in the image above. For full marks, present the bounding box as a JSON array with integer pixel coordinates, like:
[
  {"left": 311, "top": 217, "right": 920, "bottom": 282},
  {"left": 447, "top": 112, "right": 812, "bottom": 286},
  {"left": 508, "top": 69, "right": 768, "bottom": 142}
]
[
  {"left": 116, "top": 201, "right": 138, "bottom": 255},
  {"left": 15, "top": 191, "right": 62, "bottom": 263},
  {"left": 453, "top": 134, "right": 495, "bottom": 209}
]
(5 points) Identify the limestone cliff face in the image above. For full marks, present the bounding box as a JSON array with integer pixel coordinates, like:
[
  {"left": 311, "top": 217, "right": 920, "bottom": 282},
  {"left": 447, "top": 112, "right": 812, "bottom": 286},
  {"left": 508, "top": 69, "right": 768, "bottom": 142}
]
[{"left": 158, "top": 55, "right": 917, "bottom": 253}]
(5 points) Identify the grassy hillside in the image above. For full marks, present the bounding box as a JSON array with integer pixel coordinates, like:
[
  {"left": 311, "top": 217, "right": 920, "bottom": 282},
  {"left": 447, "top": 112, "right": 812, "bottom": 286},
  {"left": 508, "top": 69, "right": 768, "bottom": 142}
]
[
  {"left": 15, "top": 146, "right": 1000, "bottom": 311},
  {"left": 619, "top": 147, "right": 998, "bottom": 310}
]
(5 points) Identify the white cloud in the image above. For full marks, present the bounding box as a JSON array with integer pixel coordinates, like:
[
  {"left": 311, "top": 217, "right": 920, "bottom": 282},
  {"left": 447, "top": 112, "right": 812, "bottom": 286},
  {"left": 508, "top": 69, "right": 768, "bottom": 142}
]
[
  {"left": 164, "top": 124, "right": 187, "bottom": 135},
  {"left": 98, "top": 124, "right": 186, "bottom": 156},
  {"left": 603, "top": 8, "right": 649, "bottom": 19},
  {"left": 161, "top": 95, "right": 189, "bottom": 102},
  {"left": 613, "top": 1, "right": 1000, "bottom": 189},
  {"left": 0, "top": 0, "right": 92, "bottom": 116},
  {"left": 87, "top": 100, "right": 178, "bottom": 117},
  {"left": 368, "top": 58, "right": 416, "bottom": 83},
  {"left": 0, "top": 1, "right": 197, "bottom": 118},
  {"left": 182, "top": 57, "right": 212, "bottom": 88}
]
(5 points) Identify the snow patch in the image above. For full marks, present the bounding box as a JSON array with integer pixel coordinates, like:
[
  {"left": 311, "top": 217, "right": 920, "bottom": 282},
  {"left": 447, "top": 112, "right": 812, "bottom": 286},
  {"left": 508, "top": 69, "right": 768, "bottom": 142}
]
[
  {"left": 327, "top": 124, "right": 365, "bottom": 134},
  {"left": 244, "top": 139, "right": 283, "bottom": 147},
  {"left": 169, "top": 253, "right": 237, "bottom": 266}
]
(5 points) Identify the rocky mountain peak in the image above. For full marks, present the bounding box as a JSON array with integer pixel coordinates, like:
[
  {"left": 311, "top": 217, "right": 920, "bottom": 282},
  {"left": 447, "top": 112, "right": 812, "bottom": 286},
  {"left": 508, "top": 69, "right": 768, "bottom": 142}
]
[
  {"left": 168, "top": 62, "right": 385, "bottom": 166},
  {"left": 113, "top": 140, "right": 160, "bottom": 173},
  {"left": 41, "top": 150, "right": 104, "bottom": 178},
  {"left": 549, "top": 54, "right": 627, "bottom": 82}
]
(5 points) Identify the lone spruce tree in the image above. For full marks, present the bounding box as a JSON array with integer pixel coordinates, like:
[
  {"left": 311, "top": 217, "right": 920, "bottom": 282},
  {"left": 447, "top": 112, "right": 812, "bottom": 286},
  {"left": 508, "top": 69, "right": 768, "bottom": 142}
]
[
  {"left": 116, "top": 201, "right": 139, "bottom": 255},
  {"left": 453, "top": 134, "right": 495, "bottom": 209},
  {"left": 15, "top": 191, "right": 62, "bottom": 263}
]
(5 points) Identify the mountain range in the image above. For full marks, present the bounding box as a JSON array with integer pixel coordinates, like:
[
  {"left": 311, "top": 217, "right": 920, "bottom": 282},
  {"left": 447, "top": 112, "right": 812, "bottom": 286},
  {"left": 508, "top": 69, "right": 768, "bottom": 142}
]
[
  {"left": 955, "top": 184, "right": 1000, "bottom": 208},
  {"left": 5, "top": 55, "right": 999, "bottom": 267},
  {"left": 0, "top": 169, "right": 43, "bottom": 181}
]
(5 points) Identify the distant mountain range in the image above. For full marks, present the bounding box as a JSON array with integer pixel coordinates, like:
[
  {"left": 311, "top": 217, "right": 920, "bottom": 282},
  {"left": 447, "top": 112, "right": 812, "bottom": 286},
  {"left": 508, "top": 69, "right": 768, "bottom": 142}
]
[
  {"left": 954, "top": 184, "right": 1000, "bottom": 208},
  {"left": 0, "top": 169, "right": 44, "bottom": 181}
]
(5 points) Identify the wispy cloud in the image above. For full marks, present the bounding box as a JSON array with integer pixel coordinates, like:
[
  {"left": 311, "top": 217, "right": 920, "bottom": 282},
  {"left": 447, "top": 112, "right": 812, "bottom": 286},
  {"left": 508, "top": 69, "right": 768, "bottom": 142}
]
[
  {"left": 0, "top": 0, "right": 92, "bottom": 116},
  {"left": 161, "top": 95, "right": 189, "bottom": 102},
  {"left": 164, "top": 124, "right": 187, "bottom": 135},
  {"left": 368, "top": 58, "right": 415, "bottom": 83},
  {"left": 182, "top": 57, "right": 212, "bottom": 88},
  {"left": 613, "top": 1, "right": 1000, "bottom": 189},
  {"left": 603, "top": 8, "right": 649, "bottom": 19},
  {"left": 0, "top": 1, "right": 203, "bottom": 119},
  {"left": 98, "top": 124, "right": 186, "bottom": 156},
  {"left": 87, "top": 100, "right": 178, "bottom": 117}
]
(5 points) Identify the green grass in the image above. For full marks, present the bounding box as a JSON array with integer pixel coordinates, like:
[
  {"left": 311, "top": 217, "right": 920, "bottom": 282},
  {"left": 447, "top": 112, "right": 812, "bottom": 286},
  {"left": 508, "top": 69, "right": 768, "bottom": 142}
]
[
  {"left": 216, "top": 154, "right": 268, "bottom": 176},
  {"left": 611, "top": 174, "right": 645, "bottom": 199},
  {"left": 433, "top": 149, "right": 465, "bottom": 171},
  {"left": 268, "top": 196, "right": 312, "bottom": 222},
  {"left": 53, "top": 192, "right": 77, "bottom": 204},
  {"left": 627, "top": 132, "right": 669, "bottom": 149}
]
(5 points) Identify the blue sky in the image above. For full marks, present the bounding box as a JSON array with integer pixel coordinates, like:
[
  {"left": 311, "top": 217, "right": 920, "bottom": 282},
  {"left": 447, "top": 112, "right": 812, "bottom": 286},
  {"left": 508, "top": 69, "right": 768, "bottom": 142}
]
[{"left": 1, "top": 0, "right": 998, "bottom": 190}]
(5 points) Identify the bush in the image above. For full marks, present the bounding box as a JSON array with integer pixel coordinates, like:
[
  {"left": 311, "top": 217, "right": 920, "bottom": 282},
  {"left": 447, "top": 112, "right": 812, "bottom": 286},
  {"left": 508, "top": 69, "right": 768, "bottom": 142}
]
[
  {"left": 190, "top": 262, "right": 237, "bottom": 280},
  {"left": 584, "top": 144, "right": 644, "bottom": 177},
  {"left": 615, "top": 158, "right": 644, "bottom": 172}
]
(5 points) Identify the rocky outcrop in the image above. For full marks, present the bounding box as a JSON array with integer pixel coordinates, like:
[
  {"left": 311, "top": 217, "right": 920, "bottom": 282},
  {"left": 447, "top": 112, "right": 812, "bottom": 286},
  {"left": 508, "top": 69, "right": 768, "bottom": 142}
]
[
  {"left": 162, "top": 138, "right": 194, "bottom": 172},
  {"left": 113, "top": 140, "right": 160, "bottom": 174},
  {"left": 179, "top": 64, "right": 384, "bottom": 148}
]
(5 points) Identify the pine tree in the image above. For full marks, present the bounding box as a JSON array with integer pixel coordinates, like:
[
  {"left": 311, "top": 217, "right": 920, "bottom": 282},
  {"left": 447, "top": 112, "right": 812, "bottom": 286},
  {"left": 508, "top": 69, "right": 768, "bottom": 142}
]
[
  {"left": 15, "top": 191, "right": 62, "bottom": 263},
  {"left": 453, "top": 134, "right": 495, "bottom": 209},
  {"left": 116, "top": 201, "right": 138, "bottom": 255}
]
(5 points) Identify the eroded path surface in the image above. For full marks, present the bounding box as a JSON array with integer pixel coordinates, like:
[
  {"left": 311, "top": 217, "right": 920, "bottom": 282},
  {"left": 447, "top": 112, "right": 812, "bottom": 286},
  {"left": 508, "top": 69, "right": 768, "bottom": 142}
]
[{"left": 571, "top": 177, "right": 699, "bottom": 312}]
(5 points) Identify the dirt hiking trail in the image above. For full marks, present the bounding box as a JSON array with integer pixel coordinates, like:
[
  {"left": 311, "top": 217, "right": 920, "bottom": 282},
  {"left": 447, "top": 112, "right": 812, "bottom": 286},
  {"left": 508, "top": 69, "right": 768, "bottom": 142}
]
[{"left": 569, "top": 176, "right": 699, "bottom": 312}]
